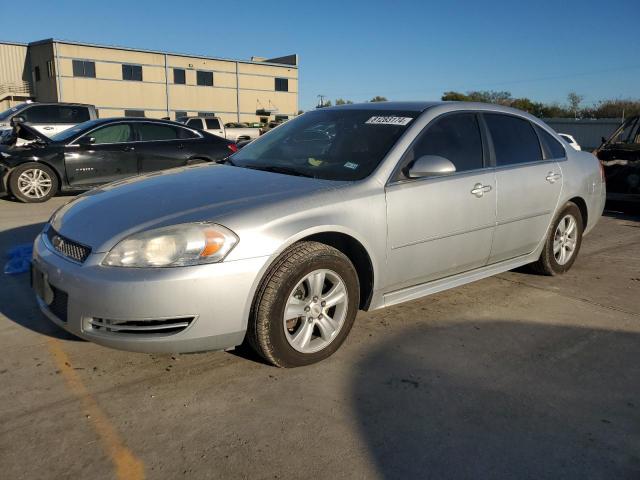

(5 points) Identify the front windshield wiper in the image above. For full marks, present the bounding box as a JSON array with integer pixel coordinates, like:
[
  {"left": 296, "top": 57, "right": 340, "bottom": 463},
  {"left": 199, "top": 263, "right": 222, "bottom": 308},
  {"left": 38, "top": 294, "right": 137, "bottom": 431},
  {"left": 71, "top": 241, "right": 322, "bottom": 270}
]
[{"left": 243, "top": 165, "right": 315, "bottom": 178}]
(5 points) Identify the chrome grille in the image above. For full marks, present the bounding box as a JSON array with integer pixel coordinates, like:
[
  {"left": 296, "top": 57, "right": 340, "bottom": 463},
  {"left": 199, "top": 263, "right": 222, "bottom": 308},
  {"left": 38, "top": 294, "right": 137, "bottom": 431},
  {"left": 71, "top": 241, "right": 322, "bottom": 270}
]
[
  {"left": 88, "top": 317, "right": 194, "bottom": 336},
  {"left": 46, "top": 227, "right": 91, "bottom": 263}
]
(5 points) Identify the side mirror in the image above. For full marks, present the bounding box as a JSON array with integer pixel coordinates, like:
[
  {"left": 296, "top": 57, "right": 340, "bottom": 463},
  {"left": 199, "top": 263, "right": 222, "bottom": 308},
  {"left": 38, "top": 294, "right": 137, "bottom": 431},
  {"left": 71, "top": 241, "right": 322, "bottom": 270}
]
[
  {"left": 407, "top": 155, "right": 456, "bottom": 178},
  {"left": 77, "top": 136, "right": 96, "bottom": 146},
  {"left": 10, "top": 116, "right": 25, "bottom": 126}
]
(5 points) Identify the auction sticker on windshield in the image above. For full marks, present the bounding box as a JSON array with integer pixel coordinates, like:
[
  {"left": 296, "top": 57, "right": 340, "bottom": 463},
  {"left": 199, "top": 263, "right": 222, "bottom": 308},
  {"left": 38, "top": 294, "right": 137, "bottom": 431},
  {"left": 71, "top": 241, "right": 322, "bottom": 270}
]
[{"left": 365, "top": 116, "right": 413, "bottom": 126}]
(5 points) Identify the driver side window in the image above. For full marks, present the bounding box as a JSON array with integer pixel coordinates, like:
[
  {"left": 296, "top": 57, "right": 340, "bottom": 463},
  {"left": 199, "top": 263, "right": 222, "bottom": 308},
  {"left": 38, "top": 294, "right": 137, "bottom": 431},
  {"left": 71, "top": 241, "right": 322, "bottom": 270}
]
[
  {"left": 84, "top": 124, "right": 132, "bottom": 145},
  {"left": 404, "top": 113, "right": 484, "bottom": 176}
]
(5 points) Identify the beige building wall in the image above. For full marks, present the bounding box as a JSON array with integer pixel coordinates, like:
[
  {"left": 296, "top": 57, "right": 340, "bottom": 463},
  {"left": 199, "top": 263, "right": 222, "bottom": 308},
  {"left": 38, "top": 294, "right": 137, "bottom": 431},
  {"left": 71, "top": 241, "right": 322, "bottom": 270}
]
[
  {"left": 0, "top": 42, "right": 33, "bottom": 110},
  {"left": 38, "top": 40, "right": 298, "bottom": 122}
]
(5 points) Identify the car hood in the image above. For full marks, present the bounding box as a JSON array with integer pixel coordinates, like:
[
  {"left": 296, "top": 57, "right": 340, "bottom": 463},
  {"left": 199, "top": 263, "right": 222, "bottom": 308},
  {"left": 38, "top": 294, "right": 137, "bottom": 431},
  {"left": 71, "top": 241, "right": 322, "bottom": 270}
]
[{"left": 51, "top": 164, "right": 343, "bottom": 252}]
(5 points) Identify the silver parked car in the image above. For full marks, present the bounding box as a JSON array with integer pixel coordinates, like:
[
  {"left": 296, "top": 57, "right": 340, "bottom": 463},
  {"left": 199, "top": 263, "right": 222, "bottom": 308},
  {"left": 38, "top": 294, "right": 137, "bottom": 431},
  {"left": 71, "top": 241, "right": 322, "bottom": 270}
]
[{"left": 32, "top": 102, "right": 606, "bottom": 367}]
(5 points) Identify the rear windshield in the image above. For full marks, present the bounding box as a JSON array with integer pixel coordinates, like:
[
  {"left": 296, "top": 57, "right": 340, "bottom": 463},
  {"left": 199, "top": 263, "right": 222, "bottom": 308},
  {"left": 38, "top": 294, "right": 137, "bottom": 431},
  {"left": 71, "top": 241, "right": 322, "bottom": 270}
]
[{"left": 231, "top": 109, "right": 417, "bottom": 180}]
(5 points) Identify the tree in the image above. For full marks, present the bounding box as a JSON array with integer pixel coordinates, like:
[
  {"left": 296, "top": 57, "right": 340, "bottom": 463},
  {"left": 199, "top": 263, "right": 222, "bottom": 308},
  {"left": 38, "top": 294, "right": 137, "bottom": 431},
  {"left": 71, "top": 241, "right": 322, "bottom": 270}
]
[
  {"left": 567, "top": 92, "right": 584, "bottom": 118},
  {"left": 335, "top": 98, "right": 353, "bottom": 105},
  {"left": 369, "top": 96, "right": 388, "bottom": 102},
  {"left": 441, "top": 91, "right": 469, "bottom": 101}
]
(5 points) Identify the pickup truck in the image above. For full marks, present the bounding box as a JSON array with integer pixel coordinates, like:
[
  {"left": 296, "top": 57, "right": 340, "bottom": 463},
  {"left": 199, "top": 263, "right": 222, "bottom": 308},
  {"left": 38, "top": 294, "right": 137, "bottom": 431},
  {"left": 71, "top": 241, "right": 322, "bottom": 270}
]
[
  {"left": 177, "top": 116, "right": 261, "bottom": 142},
  {"left": 0, "top": 102, "right": 97, "bottom": 144}
]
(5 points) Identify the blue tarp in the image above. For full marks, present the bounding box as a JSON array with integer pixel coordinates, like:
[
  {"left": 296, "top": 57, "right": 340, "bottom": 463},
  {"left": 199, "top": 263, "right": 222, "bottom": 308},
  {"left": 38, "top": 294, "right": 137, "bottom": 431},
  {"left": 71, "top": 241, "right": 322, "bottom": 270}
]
[{"left": 4, "top": 243, "right": 33, "bottom": 275}]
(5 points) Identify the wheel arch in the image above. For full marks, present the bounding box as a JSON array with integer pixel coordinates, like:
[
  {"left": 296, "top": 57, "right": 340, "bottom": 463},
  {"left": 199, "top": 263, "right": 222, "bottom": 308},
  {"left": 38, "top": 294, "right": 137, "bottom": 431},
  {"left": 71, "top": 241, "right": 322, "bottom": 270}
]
[
  {"left": 250, "top": 227, "right": 378, "bottom": 313},
  {"left": 8, "top": 160, "right": 62, "bottom": 194},
  {"left": 567, "top": 196, "right": 588, "bottom": 228}
]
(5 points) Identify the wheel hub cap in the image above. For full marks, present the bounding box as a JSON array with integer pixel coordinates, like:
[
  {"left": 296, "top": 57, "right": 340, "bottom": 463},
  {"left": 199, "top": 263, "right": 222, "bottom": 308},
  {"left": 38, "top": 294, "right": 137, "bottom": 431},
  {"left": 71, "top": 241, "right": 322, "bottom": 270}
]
[
  {"left": 553, "top": 214, "right": 578, "bottom": 266},
  {"left": 17, "top": 168, "right": 52, "bottom": 199},
  {"left": 283, "top": 269, "right": 348, "bottom": 354}
]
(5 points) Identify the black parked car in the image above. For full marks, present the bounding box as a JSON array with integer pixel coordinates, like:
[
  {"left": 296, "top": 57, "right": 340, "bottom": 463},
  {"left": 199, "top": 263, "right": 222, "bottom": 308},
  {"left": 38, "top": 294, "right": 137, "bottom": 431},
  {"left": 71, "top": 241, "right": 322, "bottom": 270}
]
[
  {"left": 0, "top": 118, "right": 238, "bottom": 202},
  {"left": 595, "top": 115, "right": 640, "bottom": 203}
]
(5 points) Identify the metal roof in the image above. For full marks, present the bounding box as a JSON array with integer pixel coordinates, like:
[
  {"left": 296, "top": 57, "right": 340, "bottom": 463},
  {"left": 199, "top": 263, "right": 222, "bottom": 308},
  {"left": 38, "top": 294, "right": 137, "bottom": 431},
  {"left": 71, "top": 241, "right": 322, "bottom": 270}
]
[{"left": 27, "top": 38, "right": 297, "bottom": 68}]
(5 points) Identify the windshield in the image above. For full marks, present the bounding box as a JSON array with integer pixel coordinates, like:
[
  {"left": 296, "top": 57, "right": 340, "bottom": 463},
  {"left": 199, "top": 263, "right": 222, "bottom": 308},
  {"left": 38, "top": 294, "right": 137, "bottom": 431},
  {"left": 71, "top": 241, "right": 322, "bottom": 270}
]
[
  {"left": 50, "top": 119, "right": 105, "bottom": 143},
  {"left": 0, "top": 103, "right": 28, "bottom": 122},
  {"left": 231, "top": 109, "right": 417, "bottom": 180}
]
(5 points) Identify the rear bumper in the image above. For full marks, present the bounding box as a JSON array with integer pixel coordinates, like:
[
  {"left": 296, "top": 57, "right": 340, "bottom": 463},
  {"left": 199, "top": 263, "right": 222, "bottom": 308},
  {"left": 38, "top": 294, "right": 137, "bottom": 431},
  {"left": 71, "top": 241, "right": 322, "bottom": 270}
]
[{"left": 32, "top": 232, "right": 270, "bottom": 353}]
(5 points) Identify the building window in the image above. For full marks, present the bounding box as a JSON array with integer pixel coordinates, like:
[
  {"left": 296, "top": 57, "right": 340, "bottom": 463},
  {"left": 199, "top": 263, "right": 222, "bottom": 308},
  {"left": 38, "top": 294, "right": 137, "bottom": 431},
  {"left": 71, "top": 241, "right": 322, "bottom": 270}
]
[
  {"left": 275, "top": 78, "right": 288, "bottom": 92},
  {"left": 197, "top": 112, "right": 215, "bottom": 117},
  {"left": 196, "top": 71, "right": 213, "bottom": 86},
  {"left": 174, "top": 69, "right": 186, "bottom": 84},
  {"left": 34, "top": 66, "right": 41, "bottom": 82},
  {"left": 275, "top": 115, "right": 289, "bottom": 121},
  {"left": 175, "top": 111, "right": 188, "bottom": 120},
  {"left": 72, "top": 60, "right": 96, "bottom": 78},
  {"left": 124, "top": 109, "right": 145, "bottom": 117},
  {"left": 47, "top": 60, "right": 55, "bottom": 78},
  {"left": 122, "top": 64, "right": 143, "bottom": 81}
]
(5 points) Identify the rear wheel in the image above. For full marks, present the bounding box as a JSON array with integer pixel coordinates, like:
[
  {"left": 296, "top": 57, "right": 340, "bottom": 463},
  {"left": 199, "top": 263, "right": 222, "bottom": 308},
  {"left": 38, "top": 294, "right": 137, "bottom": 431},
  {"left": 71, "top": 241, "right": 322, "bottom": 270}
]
[
  {"left": 247, "top": 241, "right": 360, "bottom": 367},
  {"left": 9, "top": 163, "right": 58, "bottom": 203},
  {"left": 530, "top": 202, "right": 583, "bottom": 275}
]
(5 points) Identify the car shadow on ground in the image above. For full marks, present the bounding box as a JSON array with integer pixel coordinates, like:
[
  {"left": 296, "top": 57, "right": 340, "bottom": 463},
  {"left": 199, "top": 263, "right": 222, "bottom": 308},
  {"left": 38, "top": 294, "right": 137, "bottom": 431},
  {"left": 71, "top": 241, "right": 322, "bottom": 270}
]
[
  {"left": 0, "top": 223, "right": 80, "bottom": 341},
  {"left": 351, "top": 320, "right": 640, "bottom": 479}
]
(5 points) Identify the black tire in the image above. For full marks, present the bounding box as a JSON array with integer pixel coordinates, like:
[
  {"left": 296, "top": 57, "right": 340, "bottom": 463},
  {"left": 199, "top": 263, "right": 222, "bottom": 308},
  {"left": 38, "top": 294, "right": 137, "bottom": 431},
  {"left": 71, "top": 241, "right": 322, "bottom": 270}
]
[
  {"left": 247, "top": 241, "right": 360, "bottom": 368},
  {"left": 9, "top": 162, "right": 59, "bottom": 203},
  {"left": 530, "top": 202, "right": 584, "bottom": 276}
]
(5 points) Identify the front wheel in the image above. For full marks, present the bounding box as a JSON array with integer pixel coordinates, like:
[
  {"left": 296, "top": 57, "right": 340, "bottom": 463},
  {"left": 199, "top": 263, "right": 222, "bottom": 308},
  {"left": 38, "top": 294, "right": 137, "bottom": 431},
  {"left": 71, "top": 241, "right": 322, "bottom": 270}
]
[
  {"left": 9, "top": 163, "right": 59, "bottom": 203},
  {"left": 530, "top": 202, "right": 584, "bottom": 275},
  {"left": 247, "top": 241, "right": 360, "bottom": 367}
]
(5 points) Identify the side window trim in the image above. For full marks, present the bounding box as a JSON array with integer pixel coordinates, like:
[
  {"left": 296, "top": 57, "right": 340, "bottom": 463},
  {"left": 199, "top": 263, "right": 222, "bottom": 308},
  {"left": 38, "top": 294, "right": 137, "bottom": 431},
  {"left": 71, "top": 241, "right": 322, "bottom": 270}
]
[{"left": 390, "top": 110, "right": 488, "bottom": 183}]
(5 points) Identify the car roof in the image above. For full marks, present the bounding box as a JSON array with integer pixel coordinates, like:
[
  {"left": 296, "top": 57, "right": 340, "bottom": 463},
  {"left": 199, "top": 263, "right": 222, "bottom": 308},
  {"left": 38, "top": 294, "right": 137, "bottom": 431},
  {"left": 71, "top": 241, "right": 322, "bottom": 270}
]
[
  {"left": 324, "top": 101, "right": 442, "bottom": 112},
  {"left": 88, "top": 117, "right": 187, "bottom": 127}
]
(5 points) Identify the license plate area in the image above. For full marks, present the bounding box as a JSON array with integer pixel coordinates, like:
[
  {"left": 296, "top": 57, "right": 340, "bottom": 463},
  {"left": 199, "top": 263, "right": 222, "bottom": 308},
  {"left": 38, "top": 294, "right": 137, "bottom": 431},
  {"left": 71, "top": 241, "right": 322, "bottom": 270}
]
[{"left": 31, "top": 263, "right": 54, "bottom": 305}]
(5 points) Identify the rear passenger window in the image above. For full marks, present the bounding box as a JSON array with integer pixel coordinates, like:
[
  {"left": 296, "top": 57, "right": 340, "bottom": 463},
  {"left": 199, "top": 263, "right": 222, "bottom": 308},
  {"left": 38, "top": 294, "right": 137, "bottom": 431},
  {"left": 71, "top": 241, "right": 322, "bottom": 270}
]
[
  {"left": 177, "top": 127, "right": 199, "bottom": 139},
  {"left": 485, "top": 114, "right": 542, "bottom": 166},
  {"left": 137, "top": 123, "right": 180, "bottom": 141},
  {"left": 535, "top": 126, "right": 566, "bottom": 159},
  {"left": 408, "top": 113, "right": 484, "bottom": 173},
  {"left": 186, "top": 118, "right": 203, "bottom": 129},
  {"left": 205, "top": 118, "right": 221, "bottom": 129}
]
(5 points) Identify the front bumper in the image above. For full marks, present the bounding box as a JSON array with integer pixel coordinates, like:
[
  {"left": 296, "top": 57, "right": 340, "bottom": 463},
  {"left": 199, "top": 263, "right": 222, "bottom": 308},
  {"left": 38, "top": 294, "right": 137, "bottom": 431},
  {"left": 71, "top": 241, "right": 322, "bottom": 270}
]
[{"left": 32, "top": 232, "right": 270, "bottom": 353}]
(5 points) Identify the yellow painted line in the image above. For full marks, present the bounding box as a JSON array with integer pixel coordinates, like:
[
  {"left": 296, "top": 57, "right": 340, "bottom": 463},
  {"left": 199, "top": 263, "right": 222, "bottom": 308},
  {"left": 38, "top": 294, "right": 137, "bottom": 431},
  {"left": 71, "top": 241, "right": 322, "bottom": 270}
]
[{"left": 46, "top": 338, "right": 145, "bottom": 480}]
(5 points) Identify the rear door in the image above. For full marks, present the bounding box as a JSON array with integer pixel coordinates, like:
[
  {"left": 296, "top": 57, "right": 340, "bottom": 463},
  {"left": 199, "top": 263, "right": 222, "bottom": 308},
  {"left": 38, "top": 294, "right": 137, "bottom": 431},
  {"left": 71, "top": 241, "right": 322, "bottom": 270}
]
[
  {"left": 65, "top": 122, "right": 138, "bottom": 186},
  {"left": 134, "top": 122, "right": 200, "bottom": 173},
  {"left": 385, "top": 112, "right": 496, "bottom": 291},
  {"left": 484, "top": 113, "right": 563, "bottom": 263}
]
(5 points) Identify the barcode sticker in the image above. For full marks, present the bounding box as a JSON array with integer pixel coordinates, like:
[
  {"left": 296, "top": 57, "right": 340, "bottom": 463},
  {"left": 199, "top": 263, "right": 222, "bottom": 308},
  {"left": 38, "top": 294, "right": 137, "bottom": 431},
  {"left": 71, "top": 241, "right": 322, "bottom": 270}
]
[{"left": 365, "top": 116, "right": 413, "bottom": 126}]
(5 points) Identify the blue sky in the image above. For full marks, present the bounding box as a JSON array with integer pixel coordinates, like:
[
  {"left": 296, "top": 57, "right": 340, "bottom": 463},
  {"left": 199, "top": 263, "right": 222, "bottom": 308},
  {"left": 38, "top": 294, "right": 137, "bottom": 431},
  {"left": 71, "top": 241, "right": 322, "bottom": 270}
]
[{"left": 3, "top": 0, "right": 638, "bottom": 111}]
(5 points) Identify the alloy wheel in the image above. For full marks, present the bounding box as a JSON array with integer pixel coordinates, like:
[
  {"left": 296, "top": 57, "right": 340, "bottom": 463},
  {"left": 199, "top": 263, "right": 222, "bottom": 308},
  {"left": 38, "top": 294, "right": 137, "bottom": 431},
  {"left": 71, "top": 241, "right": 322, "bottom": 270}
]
[
  {"left": 17, "top": 168, "right": 53, "bottom": 200},
  {"left": 553, "top": 214, "right": 578, "bottom": 265},
  {"left": 283, "top": 269, "right": 349, "bottom": 354}
]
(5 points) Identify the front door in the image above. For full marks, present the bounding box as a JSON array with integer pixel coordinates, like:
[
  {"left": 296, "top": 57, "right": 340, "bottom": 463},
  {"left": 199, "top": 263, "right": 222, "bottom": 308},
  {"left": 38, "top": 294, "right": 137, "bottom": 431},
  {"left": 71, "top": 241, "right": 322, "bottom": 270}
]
[
  {"left": 385, "top": 112, "right": 496, "bottom": 291},
  {"left": 483, "top": 113, "right": 563, "bottom": 263},
  {"left": 65, "top": 123, "right": 138, "bottom": 186}
]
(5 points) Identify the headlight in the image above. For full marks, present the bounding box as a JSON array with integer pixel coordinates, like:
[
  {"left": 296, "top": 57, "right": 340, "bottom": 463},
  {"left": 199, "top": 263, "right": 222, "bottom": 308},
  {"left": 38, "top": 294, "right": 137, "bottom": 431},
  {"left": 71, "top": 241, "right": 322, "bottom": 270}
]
[{"left": 102, "top": 223, "right": 239, "bottom": 267}]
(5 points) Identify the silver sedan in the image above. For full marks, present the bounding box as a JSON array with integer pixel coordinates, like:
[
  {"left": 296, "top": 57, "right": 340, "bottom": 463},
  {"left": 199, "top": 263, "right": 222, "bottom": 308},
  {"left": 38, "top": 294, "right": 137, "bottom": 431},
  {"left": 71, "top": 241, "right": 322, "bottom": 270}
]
[{"left": 32, "top": 102, "right": 606, "bottom": 367}]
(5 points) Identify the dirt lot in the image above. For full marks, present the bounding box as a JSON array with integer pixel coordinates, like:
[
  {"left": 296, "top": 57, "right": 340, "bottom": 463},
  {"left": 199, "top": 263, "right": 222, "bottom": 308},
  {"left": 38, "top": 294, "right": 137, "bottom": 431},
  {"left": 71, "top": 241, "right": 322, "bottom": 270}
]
[{"left": 1, "top": 196, "right": 639, "bottom": 480}]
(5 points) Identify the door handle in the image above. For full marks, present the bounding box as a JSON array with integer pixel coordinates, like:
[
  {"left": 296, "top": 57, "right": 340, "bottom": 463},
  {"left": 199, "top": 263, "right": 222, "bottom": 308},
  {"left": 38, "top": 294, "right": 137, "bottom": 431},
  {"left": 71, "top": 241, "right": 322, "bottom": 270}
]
[
  {"left": 471, "top": 183, "right": 492, "bottom": 198},
  {"left": 546, "top": 172, "right": 561, "bottom": 183},
  {"left": 123, "top": 146, "right": 135, "bottom": 152}
]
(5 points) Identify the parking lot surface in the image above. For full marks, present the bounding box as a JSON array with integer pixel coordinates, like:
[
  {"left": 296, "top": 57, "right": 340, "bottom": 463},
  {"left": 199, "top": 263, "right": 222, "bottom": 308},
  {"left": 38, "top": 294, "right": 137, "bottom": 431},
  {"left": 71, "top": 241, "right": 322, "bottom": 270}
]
[{"left": 1, "top": 196, "right": 639, "bottom": 479}]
